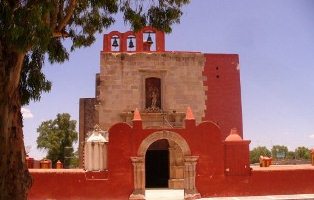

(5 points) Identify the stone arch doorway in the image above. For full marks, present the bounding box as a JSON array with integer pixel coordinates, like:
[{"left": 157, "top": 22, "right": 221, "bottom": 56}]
[{"left": 129, "top": 131, "right": 200, "bottom": 200}]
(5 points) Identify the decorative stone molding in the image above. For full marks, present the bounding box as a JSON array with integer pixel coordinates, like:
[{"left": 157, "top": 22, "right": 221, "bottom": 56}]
[
  {"left": 137, "top": 130, "right": 191, "bottom": 156},
  {"left": 120, "top": 111, "right": 186, "bottom": 128}
]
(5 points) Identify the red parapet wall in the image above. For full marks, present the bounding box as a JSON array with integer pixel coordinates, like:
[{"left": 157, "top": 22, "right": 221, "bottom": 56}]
[
  {"left": 249, "top": 166, "right": 314, "bottom": 196},
  {"left": 198, "top": 166, "right": 314, "bottom": 197},
  {"left": 29, "top": 169, "right": 132, "bottom": 200},
  {"left": 29, "top": 166, "right": 314, "bottom": 199}
]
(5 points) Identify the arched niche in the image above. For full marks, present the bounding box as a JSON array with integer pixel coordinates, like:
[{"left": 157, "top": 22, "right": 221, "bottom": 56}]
[
  {"left": 110, "top": 35, "right": 120, "bottom": 52},
  {"left": 127, "top": 35, "right": 136, "bottom": 52},
  {"left": 124, "top": 31, "right": 137, "bottom": 52},
  {"left": 145, "top": 77, "right": 162, "bottom": 112}
]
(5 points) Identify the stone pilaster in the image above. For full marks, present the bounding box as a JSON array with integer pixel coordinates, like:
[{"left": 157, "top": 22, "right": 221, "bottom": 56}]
[
  {"left": 169, "top": 142, "right": 184, "bottom": 189},
  {"left": 184, "top": 156, "right": 201, "bottom": 200},
  {"left": 129, "top": 157, "right": 145, "bottom": 200}
]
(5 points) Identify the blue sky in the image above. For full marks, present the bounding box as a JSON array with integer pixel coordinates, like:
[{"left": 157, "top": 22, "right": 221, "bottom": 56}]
[{"left": 22, "top": 0, "right": 314, "bottom": 159}]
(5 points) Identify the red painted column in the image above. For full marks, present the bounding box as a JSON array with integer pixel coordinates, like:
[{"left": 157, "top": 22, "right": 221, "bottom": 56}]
[{"left": 156, "top": 31, "right": 165, "bottom": 52}]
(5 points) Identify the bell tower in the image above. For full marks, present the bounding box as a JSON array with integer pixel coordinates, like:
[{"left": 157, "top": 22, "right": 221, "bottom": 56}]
[{"left": 102, "top": 26, "right": 165, "bottom": 52}]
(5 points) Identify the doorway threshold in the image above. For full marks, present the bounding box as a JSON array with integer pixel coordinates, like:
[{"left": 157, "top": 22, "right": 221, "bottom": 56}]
[{"left": 146, "top": 189, "right": 184, "bottom": 200}]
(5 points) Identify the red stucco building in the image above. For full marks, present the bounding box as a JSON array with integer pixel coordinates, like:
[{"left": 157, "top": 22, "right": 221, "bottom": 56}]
[{"left": 28, "top": 27, "right": 314, "bottom": 200}]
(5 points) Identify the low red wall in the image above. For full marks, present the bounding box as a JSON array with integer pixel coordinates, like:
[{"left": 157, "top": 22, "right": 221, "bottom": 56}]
[
  {"left": 28, "top": 166, "right": 314, "bottom": 199},
  {"left": 28, "top": 169, "right": 132, "bottom": 200},
  {"left": 248, "top": 167, "right": 314, "bottom": 196},
  {"left": 199, "top": 166, "right": 314, "bottom": 197}
]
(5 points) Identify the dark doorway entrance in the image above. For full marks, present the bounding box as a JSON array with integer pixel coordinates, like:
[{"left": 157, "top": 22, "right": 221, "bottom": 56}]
[{"left": 145, "top": 140, "right": 169, "bottom": 188}]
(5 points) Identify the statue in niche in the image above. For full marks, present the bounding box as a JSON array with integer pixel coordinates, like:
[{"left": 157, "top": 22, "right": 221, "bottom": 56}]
[
  {"left": 150, "top": 87, "right": 158, "bottom": 108},
  {"left": 145, "top": 77, "right": 161, "bottom": 112}
]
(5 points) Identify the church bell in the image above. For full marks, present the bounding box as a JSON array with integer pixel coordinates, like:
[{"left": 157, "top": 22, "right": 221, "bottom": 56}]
[
  {"left": 112, "top": 37, "right": 119, "bottom": 48},
  {"left": 128, "top": 38, "right": 135, "bottom": 48},
  {"left": 146, "top": 33, "right": 153, "bottom": 45}
]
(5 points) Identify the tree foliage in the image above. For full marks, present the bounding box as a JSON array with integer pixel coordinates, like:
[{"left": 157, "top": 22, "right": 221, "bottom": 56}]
[
  {"left": 250, "top": 146, "right": 271, "bottom": 164},
  {"left": 0, "top": 0, "right": 190, "bottom": 106},
  {"left": 20, "top": 49, "right": 52, "bottom": 105},
  {"left": 286, "top": 151, "right": 295, "bottom": 159},
  {"left": 295, "top": 146, "right": 310, "bottom": 160},
  {"left": 69, "top": 150, "right": 79, "bottom": 168},
  {"left": 37, "top": 113, "right": 78, "bottom": 168},
  {"left": 271, "top": 145, "right": 288, "bottom": 160}
]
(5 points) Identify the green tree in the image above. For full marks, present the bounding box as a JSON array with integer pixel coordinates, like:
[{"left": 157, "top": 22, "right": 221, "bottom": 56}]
[
  {"left": 271, "top": 145, "right": 288, "bottom": 160},
  {"left": 295, "top": 146, "right": 310, "bottom": 160},
  {"left": 37, "top": 113, "right": 78, "bottom": 168},
  {"left": 250, "top": 146, "right": 271, "bottom": 164},
  {"left": 69, "top": 150, "right": 80, "bottom": 168},
  {"left": 286, "top": 151, "right": 296, "bottom": 159},
  {"left": 0, "top": 1, "right": 189, "bottom": 198}
]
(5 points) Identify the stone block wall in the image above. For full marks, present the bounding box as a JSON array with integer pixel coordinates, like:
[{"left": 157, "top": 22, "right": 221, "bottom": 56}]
[
  {"left": 79, "top": 98, "right": 98, "bottom": 167},
  {"left": 97, "top": 52, "right": 206, "bottom": 130}
]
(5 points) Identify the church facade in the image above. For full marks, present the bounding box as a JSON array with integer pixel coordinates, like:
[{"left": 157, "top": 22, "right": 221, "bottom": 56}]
[{"left": 78, "top": 27, "right": 249, "bottom": 199}]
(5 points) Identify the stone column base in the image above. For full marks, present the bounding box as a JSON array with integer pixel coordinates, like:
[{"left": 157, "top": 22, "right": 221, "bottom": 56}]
[
  {"left": 129, "top": 193, "right": 145, "bottom": 200},
  {"left": 184, "top": 193, "right": 201, "bottom": 200}
]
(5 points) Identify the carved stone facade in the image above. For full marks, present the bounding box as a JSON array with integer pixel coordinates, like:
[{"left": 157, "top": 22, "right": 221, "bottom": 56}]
[{"left": 96, "top": 52, "right": 206, "bottom": 130}]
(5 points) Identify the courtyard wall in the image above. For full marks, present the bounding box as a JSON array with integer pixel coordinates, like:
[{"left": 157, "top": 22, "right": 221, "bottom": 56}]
[
  {"left": 29, "top": 166, "right": 314, "bottom": 199},
  {"left": 28, "top": 120, "right": 314, "bottom": 199}
]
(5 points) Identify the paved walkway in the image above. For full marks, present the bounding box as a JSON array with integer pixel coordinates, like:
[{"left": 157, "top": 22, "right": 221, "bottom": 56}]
[{"left": 145, "top": 189, "right": 314, "bottom": 200}]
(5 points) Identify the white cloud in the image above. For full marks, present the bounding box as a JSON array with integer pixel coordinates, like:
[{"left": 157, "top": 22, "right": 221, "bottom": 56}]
[
  {"left": 21, "top": 107, "right": 34, "bottom": 119},
  {"left": 309, "top": 134, "right": 314, "bottom": 139}
]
